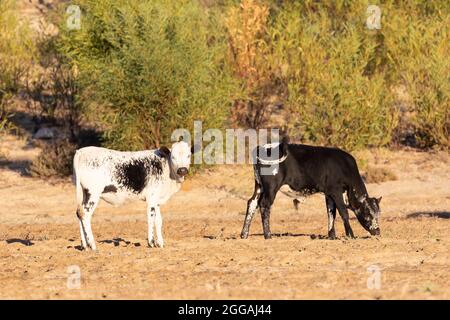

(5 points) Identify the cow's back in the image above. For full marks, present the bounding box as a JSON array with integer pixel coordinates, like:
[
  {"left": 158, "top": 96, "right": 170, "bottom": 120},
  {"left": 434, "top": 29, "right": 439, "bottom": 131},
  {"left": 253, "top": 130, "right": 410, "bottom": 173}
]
[
  {"left": 277, "top": 144, "right": 365, "bottom": 194},
  {"left": 288, "top": 144, "right": 358, "bottom": 177}
]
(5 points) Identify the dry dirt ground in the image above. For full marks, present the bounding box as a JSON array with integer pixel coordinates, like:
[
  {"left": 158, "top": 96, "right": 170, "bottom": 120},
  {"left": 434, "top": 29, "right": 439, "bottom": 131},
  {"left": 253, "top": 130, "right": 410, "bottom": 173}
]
[{"left": 0, "top": 134, "right": 449, "bottom": 299}]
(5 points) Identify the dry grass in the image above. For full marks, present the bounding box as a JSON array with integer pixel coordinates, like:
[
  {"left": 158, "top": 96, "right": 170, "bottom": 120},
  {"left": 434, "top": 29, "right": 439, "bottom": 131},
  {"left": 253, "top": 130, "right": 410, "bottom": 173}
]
[
  {"left": 363, "top": 166, "right": 398, "bottom": 184},
  {"left": 29, "top": 139, "right": 76, "bottom": 178}
]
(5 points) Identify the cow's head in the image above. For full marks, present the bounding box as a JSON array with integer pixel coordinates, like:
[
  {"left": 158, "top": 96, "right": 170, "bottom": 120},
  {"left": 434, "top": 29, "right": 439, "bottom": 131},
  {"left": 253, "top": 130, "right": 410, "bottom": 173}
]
[
  {"left": 159, "top": 141, "right": 191, "bottom": 181},
  {"left": 356, "top": 196, "right": 382, "bottom": 236}
]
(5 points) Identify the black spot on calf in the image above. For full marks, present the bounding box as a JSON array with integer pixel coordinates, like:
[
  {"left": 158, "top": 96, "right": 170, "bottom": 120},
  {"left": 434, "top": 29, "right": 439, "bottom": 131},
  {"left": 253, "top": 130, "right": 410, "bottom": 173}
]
[
  {"left": 102, "top": 184, "right": 118, "bottom": 193},
  {"left": 115, "top": 158, "right": 163, "bottom": 193},
  {"left": 82, "top": 187, "right": 91, "bottom": 206}
]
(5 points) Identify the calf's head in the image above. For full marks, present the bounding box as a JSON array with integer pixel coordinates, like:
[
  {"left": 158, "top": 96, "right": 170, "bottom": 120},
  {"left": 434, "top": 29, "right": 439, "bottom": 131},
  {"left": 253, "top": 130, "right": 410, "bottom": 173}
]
[
  {"left": 159, "top": 141, "right": 191, "bottom": 181},
  {"left": 356, "top": 196, "right": 382, "bottom": 236}
]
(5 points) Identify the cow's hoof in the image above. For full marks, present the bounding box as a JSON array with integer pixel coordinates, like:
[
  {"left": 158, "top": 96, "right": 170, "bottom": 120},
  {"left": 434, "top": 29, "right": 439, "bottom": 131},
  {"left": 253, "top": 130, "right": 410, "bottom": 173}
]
[
  {"left": 264, "top": 234, "right": 272, "bottom": 240},
  {"left": 345, "top": 231, "right": 355, "bottom": 239},
  {"left": 328, "top": 234, "right": 336, "bottom": 240},
  {"left": 240, "top": 232, "right": 249, "bottom": 239},
  {"left": 148, "top": 240, "right": 163, "bottom": 248}
]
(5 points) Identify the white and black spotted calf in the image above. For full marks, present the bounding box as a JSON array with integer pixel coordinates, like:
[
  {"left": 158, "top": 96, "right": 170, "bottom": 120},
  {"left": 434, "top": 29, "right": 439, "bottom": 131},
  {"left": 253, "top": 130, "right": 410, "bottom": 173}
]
[
  {"left": 241, "top": 140, "right": 382, "bottom": 240},
  {"left": 73, "top": 141, "right": 191, "bottom": 250}
]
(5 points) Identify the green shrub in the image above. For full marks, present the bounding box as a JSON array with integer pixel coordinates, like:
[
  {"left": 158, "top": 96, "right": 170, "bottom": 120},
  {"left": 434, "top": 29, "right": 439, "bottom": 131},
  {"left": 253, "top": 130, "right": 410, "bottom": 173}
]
[
  {"left": 0, "top": 0, "right": 36, "bottom": 129},
  {"left": 267, "top": 1, "right": 397, "bottom": 150},
  {"left": 58, "top": 0, "right": 238, "bottom": 150},
  {"left": 54, "top": 0, "right": 448, "bottom": 152},
  {"left": 382, "top": 3, "right": 449, "bottom": 148}
]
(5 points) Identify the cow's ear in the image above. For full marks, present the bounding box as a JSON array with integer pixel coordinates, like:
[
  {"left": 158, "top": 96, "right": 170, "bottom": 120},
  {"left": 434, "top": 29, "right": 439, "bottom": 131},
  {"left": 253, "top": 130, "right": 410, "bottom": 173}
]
[
  {"left": 281, "top": 135, "right": 290, "bottom": 145},
  {"left": 280, "top": 135, "right": 290, "bottom": 156},
  {"left": 158, "top": 146, "right": 171, "bottom": 158},
  {"left": 377, "top": 196, "right": 382, "bottom": 204}
]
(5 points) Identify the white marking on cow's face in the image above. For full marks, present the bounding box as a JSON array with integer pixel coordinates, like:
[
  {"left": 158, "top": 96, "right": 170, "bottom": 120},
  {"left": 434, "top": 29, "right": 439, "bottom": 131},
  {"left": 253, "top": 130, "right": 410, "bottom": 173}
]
[
  {"left": 170, "top": 141, "right": 191, "bottom": 179},
  {"left": 358, "top": 197, "right": 381, "bottom": 235},
  {"left": 272, "top": 167, "right": 278, "bottom": 175}
]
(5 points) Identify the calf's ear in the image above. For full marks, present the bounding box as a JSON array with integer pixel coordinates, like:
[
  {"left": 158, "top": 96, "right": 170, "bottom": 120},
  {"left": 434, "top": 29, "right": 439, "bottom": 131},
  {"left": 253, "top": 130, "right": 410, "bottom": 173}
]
[
  {"left": 280, "top": 135, "right": 290, "bottom": 156},
  {"left": 281, "top": 135, "right": 290, "bottom": 145},
  {"left": 377, "top": 196, "right": 382, "bottom": 204},
  {"left": 158, "top": 146, "right": 171, "bottom": 158}
]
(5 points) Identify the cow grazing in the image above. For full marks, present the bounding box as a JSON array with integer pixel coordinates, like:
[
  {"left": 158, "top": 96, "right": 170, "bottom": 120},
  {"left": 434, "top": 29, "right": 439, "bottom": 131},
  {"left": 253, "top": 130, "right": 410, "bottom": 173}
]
[
  {"left": 73, "top": 141, "right": 191, "bottom": 250},
  {"left": 241, "top": 140, "right": 382, "bottom": 240}
]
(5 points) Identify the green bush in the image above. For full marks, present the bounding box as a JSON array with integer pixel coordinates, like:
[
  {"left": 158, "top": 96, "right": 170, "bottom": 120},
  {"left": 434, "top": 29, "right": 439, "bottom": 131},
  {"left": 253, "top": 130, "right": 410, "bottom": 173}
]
[
  {"left": 55, "top": 0, "right": 448, "bottom": 152},
  {"left": 0, "top": 0, "right": 36, "bottom": 132},
  {"left": 382, "top": 2, "right": 449, "bottom": 148},
  {"left": 267, "top": 1, "right": 397, "bottom": 150},
  {"left": 0, "top": 0, "right": 35, "bottom": 94},
  {"left": 58, "top": 0, "right": 238, "bottom": 150}
]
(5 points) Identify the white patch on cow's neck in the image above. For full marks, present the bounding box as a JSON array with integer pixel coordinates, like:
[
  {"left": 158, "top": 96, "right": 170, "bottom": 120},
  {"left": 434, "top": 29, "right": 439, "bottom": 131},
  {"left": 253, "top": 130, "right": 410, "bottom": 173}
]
[
  {"left": 257, "top": 153, "right": 287, "bottom": 165},
  {"left": 262, "top": 142, "right": 280, "bottom": 149}
]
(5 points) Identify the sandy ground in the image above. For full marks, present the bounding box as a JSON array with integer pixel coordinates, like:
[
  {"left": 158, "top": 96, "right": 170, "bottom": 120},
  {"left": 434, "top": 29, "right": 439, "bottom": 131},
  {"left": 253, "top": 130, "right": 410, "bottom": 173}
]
[
  {"left": 1, "top": 0, "right": 448, "bottom": 300},
  {"left": 0, "top": 134, "right": 449, "bottom": 300}
]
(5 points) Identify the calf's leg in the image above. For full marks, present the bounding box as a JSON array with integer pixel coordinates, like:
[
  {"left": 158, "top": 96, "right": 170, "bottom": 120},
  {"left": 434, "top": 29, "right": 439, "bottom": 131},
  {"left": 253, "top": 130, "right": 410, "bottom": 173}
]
[
  {"left": 76, "top": 206, "right": 87, "bottom": 249},
  {"left": 259, "top": 190, "right": 277, "bottom": 239},
  {"left": 147, "top": 204, "right": 157, "bottom": 247},
  {"left": 154, "top": 205, "right": 164, "bottom": 248},
  {"left": 260, "top": 206, "right": 272, "bottom": 239},
  {"left": 241, "top": 181, "right": 262, "bottom": 239},
  {"left": 78, "top": 190, "right": 99, "bottom": 250},
  {"left": 78, "top": 219, "right": 87, "bottom": 249},
  {"left": 325, "top": 195, "right": 337, "bottom": 239},
  {"left": 332, "top": 193, "right": 355, "bottom": 238}
]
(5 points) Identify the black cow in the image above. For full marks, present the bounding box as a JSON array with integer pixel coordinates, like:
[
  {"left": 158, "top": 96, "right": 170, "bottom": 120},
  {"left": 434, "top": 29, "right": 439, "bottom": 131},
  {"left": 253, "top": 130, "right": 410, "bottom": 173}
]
[{"left": 240, "top": 139, "right": 382, "bottom": 240}]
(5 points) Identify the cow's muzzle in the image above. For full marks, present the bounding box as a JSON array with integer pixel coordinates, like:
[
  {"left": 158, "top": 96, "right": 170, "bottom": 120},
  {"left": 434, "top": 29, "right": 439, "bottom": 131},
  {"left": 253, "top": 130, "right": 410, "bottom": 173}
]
[
  {"left": 369, "top": 228, "right": 380, "bottom": 236},
  {"left": 177, "top": 167, "right": 188, "bottom": 177}
]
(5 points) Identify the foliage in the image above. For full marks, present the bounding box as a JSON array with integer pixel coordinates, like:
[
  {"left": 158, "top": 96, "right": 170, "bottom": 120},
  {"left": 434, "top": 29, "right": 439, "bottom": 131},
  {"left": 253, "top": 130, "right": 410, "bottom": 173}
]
[
  {"left": 0, "top": 0, "right": 36, "bottom": 133},
  {"left": 382, "top": 2, "right": 449, "bottom": 148},
  {"left": 225, "top": 0, "right": 274, "bottom": 128},
  {"left": 30, "top": 139, "right": 77, "bottom": 178},
  {"left": 58, "top": 0, "right": 238, "bottom": 150},
  {"left": 266, "top": 1, "right": 397, "bottom": 150}
]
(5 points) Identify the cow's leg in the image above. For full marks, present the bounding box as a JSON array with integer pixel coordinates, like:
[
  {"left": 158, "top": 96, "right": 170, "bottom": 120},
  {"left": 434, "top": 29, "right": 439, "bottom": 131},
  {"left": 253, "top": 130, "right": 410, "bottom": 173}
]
[
  {"left": 76, "top": 208, "right": 87, "bottom": 249},
  {"left": 325, "top": 195, "right": 337, "bottom": 240},
  {"left": 79, "top": 190, "right": 99, "bottom": 250},
  {"left": 146, "top": 204, "right": 157, "bottom": 247},
  {"left": 333, "top": 193, "right": 355, "bottom": 238},
  {"left": 259, "top": 189, "right": 277, "bottom": 239},
  {"left": 154, "top": 205, "right": 164, "bottom": 248},
  {"left": 240, "top": 180, "right": 262, "bottom": 239}
]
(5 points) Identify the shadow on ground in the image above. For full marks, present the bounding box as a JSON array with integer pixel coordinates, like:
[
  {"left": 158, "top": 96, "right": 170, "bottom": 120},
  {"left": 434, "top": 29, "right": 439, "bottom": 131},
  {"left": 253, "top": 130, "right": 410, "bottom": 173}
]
[
  {"left": 99, "top": 238, "right": 142, "bottom": 247},
  {"left": 407, "top": 211, "right": 450, "bottom": 219},
  {"left": 5, "top": 238, "right": 34, "bottom": 246},
  {"left": 0, "top": 159, "right": 32, "bottom": 175}
]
